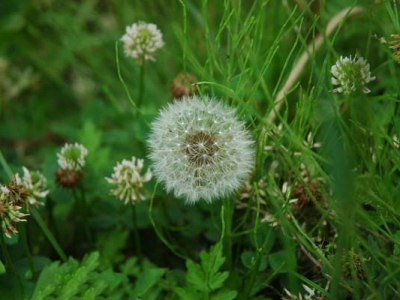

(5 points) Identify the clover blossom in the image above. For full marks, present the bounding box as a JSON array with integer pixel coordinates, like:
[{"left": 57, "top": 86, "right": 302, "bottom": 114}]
[
  {"left": 148, "top": 95, "right": 254, "bottom": 204},
  {"left": 0, "top": 181, "right": 28, "bottom": 238},
  {"left": 331, "top": 54, "right": 375, "bottom": 94},
  {"left": 121, "top": 21, "right": 164, "bottom": 64},
  {"left": 105, "top": 157, "right": 152, "bottom": 205},
  {"left": 57, "top": 143, "right": 88, "bottom": 171},
  {"left": 15, "top": 167, "right": 49, "bottom": 207}
]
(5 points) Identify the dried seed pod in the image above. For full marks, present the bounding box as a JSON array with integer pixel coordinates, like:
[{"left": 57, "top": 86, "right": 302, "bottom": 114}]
[{"left": 171, "top": 72, "right": 198, "bottom": 99}]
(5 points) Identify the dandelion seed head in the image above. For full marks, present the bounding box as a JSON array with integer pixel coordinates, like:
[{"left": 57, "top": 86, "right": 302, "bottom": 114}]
[{"left": 148, "top": 95, "right": 255, "bottom": 204}]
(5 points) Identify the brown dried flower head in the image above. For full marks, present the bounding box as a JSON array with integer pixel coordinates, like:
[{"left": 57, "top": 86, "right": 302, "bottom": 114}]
[
  {"left": 0, "top": 177, "right": 29, "bottom": 238},
  {"left": 54, "top": 169, "right": 82, "bottom": 188},
  {"left": 389, "top": 34, "right": 400, "bottom": 62},
  {"left": 291, "top": 182, "right": 322, "bottom": 209},
  {"left": 171, "top": 72, "right": 198, "bottom": 99}
]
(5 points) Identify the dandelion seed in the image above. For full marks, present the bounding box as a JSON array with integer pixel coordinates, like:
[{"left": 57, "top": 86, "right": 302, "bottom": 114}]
[
  {"left": 15, "top": 167, "right": 49, "bottom": 207},
  {"left": 331, "top": 54, "right": 375, "bottom": 94},
  {"left": 148, "top": 95, "right": 254, "bottom": 204},
  {"left": 121, "top": 21, "right": 164, "bottom": 64},
  {"left": 57, "top": 143, "right": 88, "bottom": 171},
  {"left": 105, "top": 157, "right": 152, "bottom": 205}
]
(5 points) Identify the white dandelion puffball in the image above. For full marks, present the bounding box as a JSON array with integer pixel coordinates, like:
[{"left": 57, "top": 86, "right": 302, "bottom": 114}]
[
  {"left": 121, "top": 21, "right": 164, "bottom": 64},
  {"left": 148, "top": 95, "right": 255, "bottom": 204},
  {"left": 331, "top": 54, "right": 375, "bottom": 94}
]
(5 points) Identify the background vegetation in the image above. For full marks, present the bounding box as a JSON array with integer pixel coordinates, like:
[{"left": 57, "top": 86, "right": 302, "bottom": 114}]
[{"left": 1, "top": 0, "right": 400, "bottom": 299}]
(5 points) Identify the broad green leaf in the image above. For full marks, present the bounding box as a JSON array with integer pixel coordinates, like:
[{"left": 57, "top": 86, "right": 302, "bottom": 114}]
[
  {"left": 132, "top": 267, "right": 166, "bottom": 297},
  {"left": 241, "top": 251, "right": 268, "bottom": 271},
  {"left": 78, "top": 120, "right": 101, "bottom": 152},
  {"left": 174, "top": 287, "right": 202, "bottom": 300},
  {"left": 186, "top": 259, "right": 207, "bottom": 292},
  {"left": 120, "top": 257, "right": 139, "bottom": 277},
  {"left": 0, "top": 260, "right": 5, "bottom": 274},
  {"left": 393, "top": 231, "right": 400, "bottom": 255},
  {"left": 268, "top": 250, "right": 296, "bottom": 273},
  {"left": 211, "top": 289, "right": 238, "bottom": 300},
  {"left": 208, "top": 271, "right": 229, "bottom": 290},
  {"left": 202, "top": 242, "right": 225, "bottom": 277}
]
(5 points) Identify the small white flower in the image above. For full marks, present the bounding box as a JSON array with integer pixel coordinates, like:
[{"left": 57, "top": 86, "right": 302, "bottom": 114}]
[
  {"left": 15, "top": 167, "right": 49, "bottom": 206},
  {"left": 105, "top": 157, "right": 152, "bottom": 205},
  {"left": 0, "top": 186, "right": 9, "bottom": 195},
  {"left": 148, "top": 95, "right": 255, "bottom": 204},
  {"left": 331, "top": 54, "right": 375, "bottom": 94},
  {"left": 57, "top": 143, "right": 88, "bottom": 171},
  {"left": 121, "top": 21, "right": 164, "bottom": 64},
  {"left": 0, "top": 183, "right": 29, "bottom": 238}
]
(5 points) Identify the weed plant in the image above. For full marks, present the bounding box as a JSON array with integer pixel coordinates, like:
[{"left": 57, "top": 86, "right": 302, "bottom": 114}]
[{"left": 1, "top": 0, "right": 400, "bottom": 299}]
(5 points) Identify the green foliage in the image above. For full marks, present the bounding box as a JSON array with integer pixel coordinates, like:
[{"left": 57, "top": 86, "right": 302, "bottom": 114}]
[
  {"left": 174, "top": 242, "right": 237, "bottom": 300},
  {"left": 31, "top": 252, "right": 128, "bottom": 300},
  {"left": 0, "top": 0, "right": 400, "bottom": 299}
]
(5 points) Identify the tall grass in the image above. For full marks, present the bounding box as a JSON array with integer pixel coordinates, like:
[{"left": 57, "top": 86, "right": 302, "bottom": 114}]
[{"left": 1, "top": 0, "right": 400, "bottom": 299}]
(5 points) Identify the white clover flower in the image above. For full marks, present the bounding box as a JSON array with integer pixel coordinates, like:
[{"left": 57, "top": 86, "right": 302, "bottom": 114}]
[
  {"left": 331, "top": 54, "right": 375, "bottom": 94},
  {"left": 284, "top": 282, "right": 329, "bottom": 300},
  {"left": 105, "top": 157, "right": 152, "bottom": 205},
  {"left": 148, "top": 95, "right": 255, "bottom": 204},
  {"left": 57, "top": 143, "right": 88, "bottom": 171},
  {"left": 0, "top": 185, "right": 29, "bottom": 238},
  {"left": 121, "top": 21, "right": 164, "bottom": 64},
  {"left": 15, "top": 167, "right": 49, "bottom": 206}
]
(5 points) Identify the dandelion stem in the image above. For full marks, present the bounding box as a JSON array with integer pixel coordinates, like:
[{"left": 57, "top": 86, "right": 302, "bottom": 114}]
[
  {"left": 149, "top": 184, "right": 187, "bottom": 260},
  {"left": 131, "top": 204, "right": 142, "bottom": 264},
  {"left": 30, "top": 207, "right": 67, "bottom": 261}
]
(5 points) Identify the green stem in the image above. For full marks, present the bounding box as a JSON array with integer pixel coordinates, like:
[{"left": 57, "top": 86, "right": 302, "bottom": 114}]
[
  {"left": 0, "top": 233, "right": 25, "bottom": 298},
  {"left": 30, "top": 207, "right": 67, "bottom": 261},
  {"left": 78, "top": 186, "right": 93, "bottom": 247},
  {"left": 72, "top": 188, "right": 93, "bottom": 248},
  {"left": 0, "top": 150, "right": 13, "bottom": 178},
  {"left": 137, "top": 64, "right": 145, "bottom": 108},
  {"left": 19, "top": 223, "right": 37, "bottom": 279},
  {"left": 131, "top": 205, "right": 142, "bottom": 264},
  {"left": 115, "top": 42, "right": 139, "bottom": 114},
  {"left": 222, "top": 200, "right": 233, "bottom": 270},
  {"left": 0, "top": 233, "right": 14, "bottom": 271},
  {"left": 149, "top": 184, "right": 187, "bottom": 260}
]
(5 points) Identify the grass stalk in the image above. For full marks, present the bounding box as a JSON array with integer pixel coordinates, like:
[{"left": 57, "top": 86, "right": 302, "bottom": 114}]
[
  {"left": 137, "top": 63, "right": 145, "bottom": 108},
  {"left": 265, "top": 6, "right": 364, "bottom": 124},
  {"left": 30, "top": 207, "right": 67, "bottom": 261},
  {"left": 131, "top": 204, "right": 142, "bottom": 264},
  {"left": 19, "top": 223, "right": 37, "bottom": 279}
]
